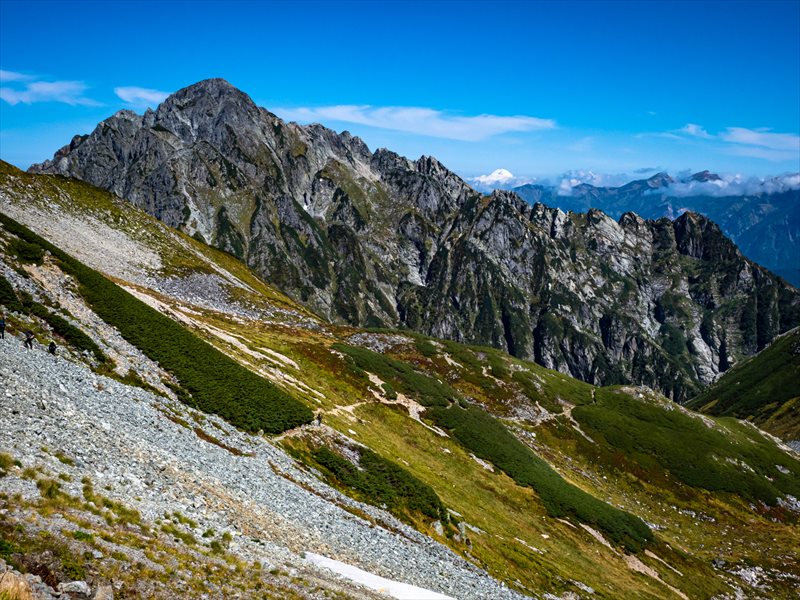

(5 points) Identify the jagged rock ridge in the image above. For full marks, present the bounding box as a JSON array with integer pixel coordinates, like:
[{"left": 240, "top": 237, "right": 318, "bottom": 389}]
[{"left": 30, "top": 79, "right": 800, "bottom": 401}]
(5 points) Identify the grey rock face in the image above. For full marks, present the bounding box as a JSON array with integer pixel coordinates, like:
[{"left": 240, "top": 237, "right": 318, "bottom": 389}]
[
  {"left": 514, "top": 173, "right": 800, "bottom": 287},
  {"left": 30, "top": 79, "right": 800, "bottom": 401},
  {"left": 58, "top": 580, "right": 92, "bottom": 596}
]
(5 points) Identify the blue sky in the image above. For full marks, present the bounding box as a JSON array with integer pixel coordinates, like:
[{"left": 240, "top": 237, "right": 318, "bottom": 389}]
[{"left": 1, "top": 0, "right": 799, "bottom": 182}]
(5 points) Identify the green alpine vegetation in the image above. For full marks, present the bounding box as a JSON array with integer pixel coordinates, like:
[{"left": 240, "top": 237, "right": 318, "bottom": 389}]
[
  {"left": 333, "top": 342, "right": 653, "bottom": 552},
  {"left": 0, "top": 277, "right": 107, "bottom": 360},
  {"left": 310, "top": 445, "right": 449, "bottom": 524},
  {"left": 688, "top": 328, "right": 800, "bottom": 441},
  {"left": 3, "top": 162, "right": 800, "bottom": 598},
  {"left": 0, "top": 212, "right": 312, "bottom": 434},
  {"left": 574, "top": 387, "right": 800, "bottom": 504}
]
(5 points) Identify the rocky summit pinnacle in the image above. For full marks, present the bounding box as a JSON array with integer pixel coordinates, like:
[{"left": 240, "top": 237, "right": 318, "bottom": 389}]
[{"left": 29, "top": 80, "right": 800, "bottom": 401}]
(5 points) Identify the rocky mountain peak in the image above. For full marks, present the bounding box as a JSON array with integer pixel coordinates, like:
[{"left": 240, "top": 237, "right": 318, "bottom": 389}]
[
  {"left": 25, "top": 79, "right": 800, "bottom": 401},
  {"left": 673, "top": 210, "right": 739, "bottom": 261},
  {"left": 689, "top": 170, "right": 722, "bottom": 182},
  {"left": 165, "top": 77, "right": 246, "bottom": 104},
  {"left": 647, "top": 172, "right": 674, "bottom": 188}
]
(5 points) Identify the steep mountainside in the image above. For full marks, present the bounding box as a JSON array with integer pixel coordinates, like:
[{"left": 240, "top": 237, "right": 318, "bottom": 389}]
[
  {"left": 27, "top": 80, "right": 800, "bottom": 402},
  {"left": 0, "top": 163, "right": 800, "bottom": 599},
  {"left": 2, "top": 169, "right": 800, "bottom": 598},
  {"left": 514, "top": 173, "right": 800, "bottom": 285},
  {"left": 689, "top": 327, "right": 800, "bottom": 444}
]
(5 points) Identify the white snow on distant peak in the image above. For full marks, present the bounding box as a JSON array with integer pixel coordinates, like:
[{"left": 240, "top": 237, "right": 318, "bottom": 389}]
[
  {"left": 304, "top": 552, "right": 454, "bottom": 599},
  {"left": 472, "top": 168, "right": 515, "bottom": 185}
]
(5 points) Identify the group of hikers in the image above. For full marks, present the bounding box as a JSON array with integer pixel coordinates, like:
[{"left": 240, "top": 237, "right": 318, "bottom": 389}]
[{"left": 1, "top": 314, "right": 57, "bottom": 355}]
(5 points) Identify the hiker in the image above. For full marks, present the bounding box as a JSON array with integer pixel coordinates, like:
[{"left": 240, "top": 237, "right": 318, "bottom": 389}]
[
  {"left": 316, "top": 412, "right": 323, "bottom": 427},
  {"left": 23, "top": 329, "right": 34, "bottom": 350},
  {"left": 0, "top": 314, "right": 5, "bottom": 339},
  {"left": 48, "top": 341, "right": 57, "bottom": 355}
]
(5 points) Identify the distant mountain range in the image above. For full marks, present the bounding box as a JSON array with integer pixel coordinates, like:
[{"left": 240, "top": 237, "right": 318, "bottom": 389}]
[
  {"left": 512, "top": 171, "right": 800, "bottom": 285},
  {"left": 26, "top": 79, "right": 800, "bottom": 402}
]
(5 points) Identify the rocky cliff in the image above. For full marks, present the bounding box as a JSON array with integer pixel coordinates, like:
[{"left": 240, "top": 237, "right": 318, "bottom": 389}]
[
  {"left": 514, "top": 173, "right": 800, "bottom": 286},
  {"left": 29, "top": 79, "right": 800, "bottom": 401}
]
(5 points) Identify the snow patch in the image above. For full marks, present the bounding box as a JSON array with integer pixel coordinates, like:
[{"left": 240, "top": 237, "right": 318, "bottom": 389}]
[{"left": 304, "top": 552, "right": 454, "bottom": 599}]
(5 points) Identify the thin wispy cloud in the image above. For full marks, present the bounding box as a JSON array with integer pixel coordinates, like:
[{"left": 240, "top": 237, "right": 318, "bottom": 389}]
[
  {"left": 664, "top": 123, "right": 800, "bottom": 162},
  {"left": 115, "top": 86, "right": 170, "bottom": 107},
  {"left": 0, "top": 70, "right": 34, "bottom": 82},
  {"left": 720, "top": 127, "right": 799, "bottom": 151},
  {"left": 273, "top": 105, "right": 556, "bottom": 141},
  {"left": 680, "top": 123, "right": 711, "bottom": 138},
  {"left": 724, "top": 144, "right": 799, "bottom": 162},
  {"left": 0, "top": 73, "right": 100, "bottom": 106}
]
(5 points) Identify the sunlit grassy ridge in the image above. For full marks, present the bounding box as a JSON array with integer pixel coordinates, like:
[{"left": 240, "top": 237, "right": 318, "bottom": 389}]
[
  {"left": 3, "top": 165, "right": 800, "bottom": 597},
  {"left": 688, "top": 327, "right": 800, "bottom": 440},
  {"left": 0, "top": 212, "right": 312, "bottom": 434},
  {"left": 575, "top": 387, "right": 800, "bottom": 503},
  {"left": 334, "top": 342, "right": 652, "bottom": 552}
]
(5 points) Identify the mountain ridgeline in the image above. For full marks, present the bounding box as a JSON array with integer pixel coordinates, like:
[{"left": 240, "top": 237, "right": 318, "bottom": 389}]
[
  {"left": 30, "top": 79, "right": 800, "bottom": 401},
  {"left": 514, "top": 171, "right": 800, "bottom": 286}
]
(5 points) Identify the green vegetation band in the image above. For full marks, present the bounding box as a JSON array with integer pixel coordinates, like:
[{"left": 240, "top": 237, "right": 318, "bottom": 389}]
[
  {"left": 333, "top": 342, "right": 653, "bottom": 552},
  {"left": 0, "top": 212, "right": 312, "bottom": 434}
]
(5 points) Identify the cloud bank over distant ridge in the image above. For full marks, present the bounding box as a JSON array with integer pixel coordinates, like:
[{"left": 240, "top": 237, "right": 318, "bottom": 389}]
[
  {"left": 550, "top": 171, "right": 799, "bottom": 198},
  {"left": 658, "top": 173, "right": 800, "bottom": 198}
]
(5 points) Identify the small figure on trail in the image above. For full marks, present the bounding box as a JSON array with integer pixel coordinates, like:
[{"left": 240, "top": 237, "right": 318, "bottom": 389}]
[
  {"left": 23, "top": 329, "right": 34, "bottom": 350},
  {"left": 48, "top": 341, "right": 57, "bottom": 355},
  {"left": 0, "top": 314, "right": 5, "bottom": 339},
  {"left": 315, "top": 412, "right": 323, "bottom": 427}
]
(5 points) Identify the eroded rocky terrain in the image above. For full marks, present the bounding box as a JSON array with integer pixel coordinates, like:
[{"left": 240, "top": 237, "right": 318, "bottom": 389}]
[{"left": 26, "top": 80, "right": 800, "bottom": 401}]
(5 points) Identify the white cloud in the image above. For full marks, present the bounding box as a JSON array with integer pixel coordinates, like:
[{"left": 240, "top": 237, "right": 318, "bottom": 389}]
[
  {"left": 661, "top": 123, "right": 799, "bottom": 162},
  {"left": 720, "top": 127, "right": 799, "bottom": 151},
  {"left": 556, "top": 170, "right": 637, "bottom": 194},
  {"left": 273, "top": 104, "right": 556, "bottom": 141},
  {"left": 680, "top": 123, "right": 711, "bottom": 138},
  {"left": 0, "top": 70, "right": 34, "bottom": 82},
  {"left": 657, "top": 173, "right": 800, "bottom": 197},
  {"left": 114, "top": 86, "right": 170, "bottom": 107},
  {"left": 0, "top": 78, "right": 100, "bottom": 106}
]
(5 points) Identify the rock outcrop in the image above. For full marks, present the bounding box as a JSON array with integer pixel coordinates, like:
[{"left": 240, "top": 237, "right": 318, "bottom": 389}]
[{"left": 29, "top": 79, "right": 800, "bottom": 401}]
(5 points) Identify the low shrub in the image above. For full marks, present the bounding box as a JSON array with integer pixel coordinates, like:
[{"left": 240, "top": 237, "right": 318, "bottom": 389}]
[
  {"left": 8, "top": 238, "right": 44, "bottom": 264},
  {"left": 36, "top": 478, "right": 63, "bottom": 500},
  {"left": 427, "top": 402, "right": 653, "bottom": 552},
  {"left": 487, "top": 352, "right": 509, "bottom": 379},
  {"left": 0, "top": 452, "right": 14, "bottom": 476},
  {"left": 414, "top": 337, "right": 438, "bottom": 358},
  {"left": 0, "top": 274, "right": 24, "bottom": 312},
  {"left": 313, "top": 446, "right": 447, "bottom": 523},
  {"left": 332, "top": 343, "right": 458, "bottom": 407},
  {"left": 574, "top": 387, "right": 800, "bottom": 504},
  {"left": 0, "top": 213, "right": 313, "bottom": 434}
]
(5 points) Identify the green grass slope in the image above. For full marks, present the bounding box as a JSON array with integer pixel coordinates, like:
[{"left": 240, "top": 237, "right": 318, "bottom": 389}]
[
  {"left": 3, "top": 164, "right": 800, "bottom": 597},
  {"left": 0, "top": 212, "right": 312, "bottom": 434},
  {"left": 688, "top": 327, "right": 800, "bottom": 441},
  {"left": 334, "top": 342, "right": 652, "bottom": 552}
]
